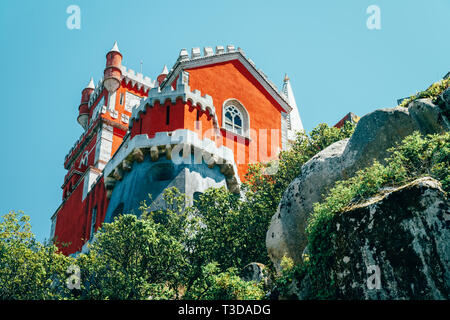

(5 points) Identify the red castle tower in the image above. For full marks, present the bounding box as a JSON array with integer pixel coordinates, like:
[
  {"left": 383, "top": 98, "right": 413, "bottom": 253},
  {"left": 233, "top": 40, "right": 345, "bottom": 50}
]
[{"left": 51, "top": 43, "right": 303, "bottom": 255}]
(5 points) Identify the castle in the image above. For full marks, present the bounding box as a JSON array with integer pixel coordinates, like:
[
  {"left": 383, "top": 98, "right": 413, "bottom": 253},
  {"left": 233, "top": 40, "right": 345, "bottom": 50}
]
[{"left": 50, "top": 42, "right": 303, "bottom": 255}]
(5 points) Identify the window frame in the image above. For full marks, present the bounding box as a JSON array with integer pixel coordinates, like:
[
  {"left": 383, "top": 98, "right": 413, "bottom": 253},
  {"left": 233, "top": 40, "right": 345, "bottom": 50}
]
[{"left": 221, "top": 99, "right": 250, "bottom": 138}]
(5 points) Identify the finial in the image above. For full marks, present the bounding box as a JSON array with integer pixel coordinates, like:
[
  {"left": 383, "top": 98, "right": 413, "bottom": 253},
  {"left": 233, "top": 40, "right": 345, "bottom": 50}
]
[
  {"left": 284, "top": 73, "right": 289, "bottom": 82},
  {"left": 110, "top": 41, "right": 120, "bottom": 53},
  {"left": 86, "top": 77, "right": 95, "bottom": 89},
  {"left": 161, "top": 65, "right": 169, "bottom": 75}
]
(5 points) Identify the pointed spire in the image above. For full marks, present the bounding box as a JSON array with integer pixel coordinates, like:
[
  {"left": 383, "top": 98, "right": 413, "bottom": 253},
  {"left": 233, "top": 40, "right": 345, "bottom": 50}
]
[
  {"left": 281, "top": 74, "right": 304, "bottom": 133},
  {"left": 157, "top": 65, "right": 169, "bottom": 86},
  {"left": 110, "top": 41, "right": 120, "bottom": 53},
  {"left": 161, "top": 65, "right": 169, "bottom": 75},
  {"left": 86, "top": 77, "right": 95, "bottom": 89}
]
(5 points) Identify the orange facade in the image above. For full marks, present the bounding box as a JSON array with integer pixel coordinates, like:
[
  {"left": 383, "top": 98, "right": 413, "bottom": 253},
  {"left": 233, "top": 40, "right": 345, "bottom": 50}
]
[{"left": 187, "top": 60, "right": 284, "bottom": 178}]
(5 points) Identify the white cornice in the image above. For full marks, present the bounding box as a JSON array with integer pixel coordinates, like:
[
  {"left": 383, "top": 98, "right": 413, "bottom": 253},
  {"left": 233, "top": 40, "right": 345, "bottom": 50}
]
[{"left": 103, "top": 129, "right": 241, "bottom": 194}]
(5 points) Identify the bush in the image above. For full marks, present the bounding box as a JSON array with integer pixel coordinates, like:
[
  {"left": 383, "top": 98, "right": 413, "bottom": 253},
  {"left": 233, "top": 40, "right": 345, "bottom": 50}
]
[{"left": 184, "top": 262, "right": 264, "bottom": 300}]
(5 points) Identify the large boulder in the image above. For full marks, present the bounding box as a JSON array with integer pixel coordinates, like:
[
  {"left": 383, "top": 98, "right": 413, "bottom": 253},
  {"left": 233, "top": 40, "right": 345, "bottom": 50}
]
[
  {"left": 310, "top": 177, "right": 449, "bottom": 299},
  {"left": 267, "top": 103, "right": 449, "bottom": 272},
  {"left": 266, "top": 139, "right": 349, "bottom": 270},
  {"left": 408, "top": 98, "right": 450, "bottom": 134}
]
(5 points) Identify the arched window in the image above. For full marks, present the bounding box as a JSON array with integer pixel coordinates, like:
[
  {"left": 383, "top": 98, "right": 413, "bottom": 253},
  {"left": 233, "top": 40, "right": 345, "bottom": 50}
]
[
  {"left": 222, "top": 99, "right": 249, "bottom": 137},
  {"left": 224, "top": 105, "right": 242, "bottom": 135}
]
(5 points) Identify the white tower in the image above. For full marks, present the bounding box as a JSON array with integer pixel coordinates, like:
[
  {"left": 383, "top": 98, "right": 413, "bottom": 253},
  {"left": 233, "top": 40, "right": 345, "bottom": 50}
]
[{"left": 282, "top": 74, "right": 304, "bottom": 143}]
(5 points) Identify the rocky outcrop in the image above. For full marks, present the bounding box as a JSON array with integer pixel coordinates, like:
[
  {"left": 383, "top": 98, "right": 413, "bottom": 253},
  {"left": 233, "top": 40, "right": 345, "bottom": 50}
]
[
  {"left": 439, "top": 87, "right": 450, "bottom": 118},
  {"left": 267, "top": 101, "right": 450, "bottom": 272},
  {"left": 266, "top": 138, "right": 350, "bottom": 271},
  {"left": 409, "top": 98, "right": 450, "bottom": 135},
  {"left": 241, "top": 262, "right": 269, "bottom": 286},
  {"left": 292, "top": 177, "right": 450, "bottom": 299}
]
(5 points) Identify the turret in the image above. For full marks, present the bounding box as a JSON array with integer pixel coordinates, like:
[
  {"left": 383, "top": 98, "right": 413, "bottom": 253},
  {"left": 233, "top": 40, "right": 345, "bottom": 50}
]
[
  {"left": 77, "top": 77, "right": 95, "bottom": 129},
  {"left": 157, "top": 65, "right": 169, "bottom": 86},
  {"left": 103, "top": 41, "right": 123, "bottom": 93}
]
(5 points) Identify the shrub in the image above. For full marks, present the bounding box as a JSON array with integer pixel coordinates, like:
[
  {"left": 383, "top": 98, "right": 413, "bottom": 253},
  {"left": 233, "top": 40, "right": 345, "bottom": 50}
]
[{"left": 183, "top": 262, "right": 264, "bottom": 300}]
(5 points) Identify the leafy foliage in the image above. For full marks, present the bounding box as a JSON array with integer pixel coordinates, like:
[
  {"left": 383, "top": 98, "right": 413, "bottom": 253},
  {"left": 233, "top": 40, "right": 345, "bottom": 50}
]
[
  {"left": 245, "top": 122, "right": 355, "bottom": 207},
  {"left": 0, "top": 211, "right": 73, "bottom": 300},
  {"left": 190, "top": 187, "right": 271, "bottom": 270},
  {"left": 0, "top": 122, "right": 355, "bottom": 300},
  {"left": 76, "top": 189, "right": 193, "bottom": 300},
  {"left": 183, "top": 262, "right": 264, "bottom": 300},
  {"left": 271, "top": 257, "right": 308, "bottom": 299},
  {"left": 398, "top": 78, "right": 449, "bottom": 108}
]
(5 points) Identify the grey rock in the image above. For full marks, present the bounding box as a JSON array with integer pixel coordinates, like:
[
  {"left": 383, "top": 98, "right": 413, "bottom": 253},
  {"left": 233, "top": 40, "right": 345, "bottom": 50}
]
[
  {"left": 241, "top": 262, "right": 269, "bottom": 285},
  {"left": 266, "top": 139, "right": 349, "bottom": 271},
  {"left": 341, "top": 107, "right": 417, "bottom": 175},
  {"left": 267, "top": 103, "right": 449, "bottom": 272},
  {"left": 320, "top": 177, "right": 450, "bottom": 299},
  {"left": 409, "top": 98, "right": 450, "bottom": 134},
  {"left": 442, "top": 87, "right": 450, "bottom": 110}
]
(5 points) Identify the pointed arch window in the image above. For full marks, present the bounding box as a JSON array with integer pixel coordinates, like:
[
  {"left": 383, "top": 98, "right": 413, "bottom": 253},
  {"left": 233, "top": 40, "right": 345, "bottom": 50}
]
[
  {"left": 222, "top": 99, "right": 250, "bottom": 137},
  {"left": 224, "top": 105, "right": 243, "bottom": 135}
]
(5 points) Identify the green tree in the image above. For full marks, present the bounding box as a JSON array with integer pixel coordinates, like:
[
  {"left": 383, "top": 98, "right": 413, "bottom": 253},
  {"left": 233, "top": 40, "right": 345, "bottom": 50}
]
[
  {"left": 185, "top": 123, "right": 356, "bottom": 276},
  {"left": 0, "top": 211, "right": 73, "bottom": 300},
  {"left": 78, "top": 188, "right": 194, "bottom": 299},
  {"left": 190, "top": 187, "right": 266, "bottom": 271}
]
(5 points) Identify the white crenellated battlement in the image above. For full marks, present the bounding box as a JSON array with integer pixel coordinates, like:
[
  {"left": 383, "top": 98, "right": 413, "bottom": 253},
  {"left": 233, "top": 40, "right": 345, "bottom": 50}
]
[
  {"left": 178, "top": 45, "right": 240, "bottom": 62},
  {"left": 87, "top": 66, "right": 155, "bottom": 108},
  {"left": 130, "top": 71, "right": 219, "bottom": 128},
  {"left": 88, "top": 79, "right": 105, "bottom": 107},
  {"left": 120, "top": 65, "right": 155, "bottom": 91},
  {"left": 169, "top": 45, "right": 289, "bottom": 106},
  {"left": 103, "top": 129, "right": 241, "bottom": 194}
]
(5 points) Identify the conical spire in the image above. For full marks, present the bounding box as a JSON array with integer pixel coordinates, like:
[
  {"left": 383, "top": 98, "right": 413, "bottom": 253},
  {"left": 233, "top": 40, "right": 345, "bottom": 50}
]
[
  {"left": 86, "top": 77, "right": 95, "bottom": 89},
  {"left": 109, "top": 41, "right": 120, "bottom": 53},
  {"left": 282, "top": 74, "right": 304, "bottom": 133},
  {"left": 161, "top": 65, "right": 169, "bottom": 75}
]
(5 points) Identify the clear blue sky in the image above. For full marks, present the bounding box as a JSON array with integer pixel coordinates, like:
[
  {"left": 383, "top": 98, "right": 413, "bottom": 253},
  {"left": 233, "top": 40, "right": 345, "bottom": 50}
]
[{"left": 0, "top": 0, "right": 449, "bottom": 242}]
